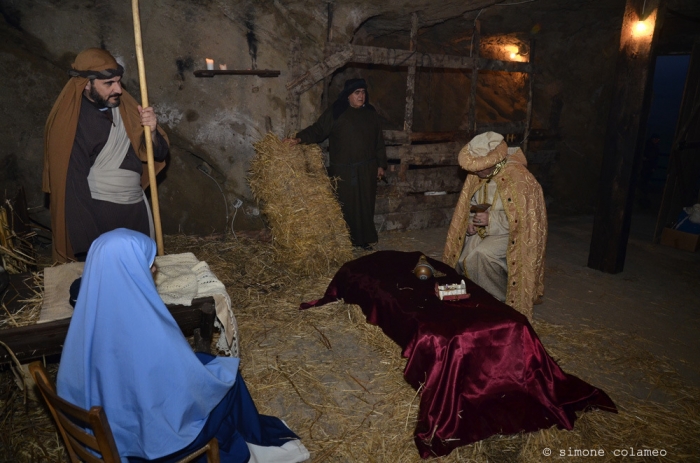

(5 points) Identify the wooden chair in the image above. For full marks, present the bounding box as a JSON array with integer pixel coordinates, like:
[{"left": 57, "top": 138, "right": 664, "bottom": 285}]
[{"left": 28, "top": 361, "right": 220, "bottom": 463}]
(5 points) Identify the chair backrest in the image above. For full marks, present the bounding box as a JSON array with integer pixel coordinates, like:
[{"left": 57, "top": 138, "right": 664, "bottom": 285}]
[
  {"left": 28, "top": 361, "right": 121, "bottom": 463},
  {"left": 28, "top": 361, "right": 221, "bottom": 463}
]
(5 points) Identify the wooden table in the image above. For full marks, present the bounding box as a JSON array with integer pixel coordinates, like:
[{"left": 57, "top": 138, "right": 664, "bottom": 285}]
[{"left": 0, "top": 273, "right": 217, "bottom": 367}]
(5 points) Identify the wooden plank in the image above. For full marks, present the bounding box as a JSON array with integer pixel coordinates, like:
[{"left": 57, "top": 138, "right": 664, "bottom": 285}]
[
  {"left": 383, "top": 128, "right": 525, "bottom": 146},
  {"left": 404, "top": 13, "right": 418, "bottom": 134},
  {"left": 386, "top": 142, "right": 462, "bottom": 165},
  {"left": 383, "top": 130, "right": 410, "bottom": 145},
  {"left": 285, "top": 38, "right": 302, "bottom": 135},
  {"left": 325, "top": 43, "right": 532, "bottom": 74},
  {"left": 522, "top": 39, "right": 536, "bottom": 153},
  {"left": 588, "top": 0, "right": 665, "bottom": 274},
  {"left": 468, "top": 20, "right": 481, "bottom": 133},
  {"left": 409, "top": 132, "right": 465, "bottom": 143},
  {"left": 320, "top": 3, "right": 334, "bottom": 110},
  {"left": 285, "top": 47, "right": 354, "bottom": 94},
  {"left": 375, "top": 192, "right": 459, "bottom": 214},
  {"left": 0, "top": 296, "right": 217, "bottom": 366},
  {"left": 375, "top": 207, "right": 456, "bottom": 232},
  {"left": 379, "top": 165, "right": 463, "bottom": 193}
]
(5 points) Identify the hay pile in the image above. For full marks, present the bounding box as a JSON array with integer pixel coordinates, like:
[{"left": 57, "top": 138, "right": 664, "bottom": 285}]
[
  {"left": 2, "top": 233, "right": 699, "bottom": 462},
  {"left": 249, "top": 133, "right": 352, "bottom": 277},
  {"left": 0, "top": 272, "right": 43, "bottom": 329},
  {"left": 1, "top": 202, "right": 37, "bottom": 274}
]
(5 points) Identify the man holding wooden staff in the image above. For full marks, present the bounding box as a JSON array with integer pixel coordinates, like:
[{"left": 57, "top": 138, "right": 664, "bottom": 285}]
[{"left": 43, "top": 48, "right": 169, "bottom": 263}]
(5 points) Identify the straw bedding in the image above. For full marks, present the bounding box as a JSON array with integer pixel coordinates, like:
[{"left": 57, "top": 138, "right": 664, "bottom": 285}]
[
  {"left": 1, "top": 234, "right": 699, "bottom": 462},
  {"left": 249, "top": 134, "right": 353, "bottom": 277}
]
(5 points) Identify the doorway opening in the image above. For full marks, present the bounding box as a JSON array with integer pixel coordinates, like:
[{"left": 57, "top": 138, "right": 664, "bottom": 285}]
[{"left": 631, "top": 54, "right": 690, "bottom": 240}]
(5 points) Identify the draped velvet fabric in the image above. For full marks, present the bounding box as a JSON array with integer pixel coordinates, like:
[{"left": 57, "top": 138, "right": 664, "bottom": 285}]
[{"left": 301, "top": 251, "right": 616, "bottom": 458}]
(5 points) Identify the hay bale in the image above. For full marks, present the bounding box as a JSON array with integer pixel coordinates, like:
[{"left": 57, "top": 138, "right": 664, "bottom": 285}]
[{"left": 249, "top": 133, "right": 353, "bottom": 276}]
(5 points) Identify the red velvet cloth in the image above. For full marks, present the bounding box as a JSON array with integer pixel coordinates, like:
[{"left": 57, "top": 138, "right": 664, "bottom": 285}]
[{"left": 301, "top": 251, "right": 616, "bottom": 458}]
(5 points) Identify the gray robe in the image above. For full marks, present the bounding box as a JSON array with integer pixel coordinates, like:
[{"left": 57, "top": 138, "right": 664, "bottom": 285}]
[{"left": 65, "top": 96, "right": 168, "bottom": 256}]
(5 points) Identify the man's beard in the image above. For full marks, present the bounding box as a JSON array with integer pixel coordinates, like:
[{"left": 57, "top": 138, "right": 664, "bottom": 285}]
[{"left": 89, "top": 84, "right": 121, "bottom": 108}]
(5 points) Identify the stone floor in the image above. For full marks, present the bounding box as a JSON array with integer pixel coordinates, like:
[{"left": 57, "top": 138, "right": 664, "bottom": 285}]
[{"left": 375, "top": 211, "right": 700, "bottom": 389}]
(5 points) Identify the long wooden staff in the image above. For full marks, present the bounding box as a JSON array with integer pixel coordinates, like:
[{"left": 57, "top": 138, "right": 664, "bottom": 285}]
[{"left": 131, "top": 0, "right": 164, "bottom": 255}]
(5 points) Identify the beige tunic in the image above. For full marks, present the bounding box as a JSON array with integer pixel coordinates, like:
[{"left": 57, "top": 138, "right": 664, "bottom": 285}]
[{"left": 457, "top": 180, "right": 510, "bottom": 301}]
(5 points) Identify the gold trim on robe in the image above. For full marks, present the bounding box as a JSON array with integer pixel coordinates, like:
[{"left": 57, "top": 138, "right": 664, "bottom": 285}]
[{"left": 443, "top": 144, "right": 547, "bottom": 320}]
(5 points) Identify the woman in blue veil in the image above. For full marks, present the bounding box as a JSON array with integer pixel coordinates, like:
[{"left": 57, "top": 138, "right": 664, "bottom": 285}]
[{"left": 57, "top": 228, "right": 309, "bottom": 463}]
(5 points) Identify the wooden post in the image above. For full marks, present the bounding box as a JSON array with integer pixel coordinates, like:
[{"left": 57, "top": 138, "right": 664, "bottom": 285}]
[
  {"left": 398, "top": 13, "right": 419, "bottom": 183},
  {"left": 468, "top": 20, "right": 480, "bottom": 133},
  {"left": 132, "top": 0, "right": 164, "bottom": 255},
  {"left": 403, "top": 12, "right": 418, "bottom": 134},
  {"left": 285, "top": 38, "right": 302, "bottom": 135},
  {"left": 522, "top": 39, "right": 535, "bottom": 153},
  {"left": 588, "top": 0, "right": 665, "bottom": 273},
  {"left": 321, "top": 2, "right": 334, "bottom": 110}
]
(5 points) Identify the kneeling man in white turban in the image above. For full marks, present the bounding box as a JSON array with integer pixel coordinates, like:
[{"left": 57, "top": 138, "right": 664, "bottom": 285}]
[{"left": 443, "top": 132, "right": 547, "bottom": 320}]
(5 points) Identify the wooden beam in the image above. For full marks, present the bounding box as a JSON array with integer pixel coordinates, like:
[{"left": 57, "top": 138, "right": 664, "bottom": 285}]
[
  {"left": 383, "top": 130, "right": 410, "bottom": 145},
  {"left": 284, "top": 38, "right": 302, "bottom": 135},
  {"left": 0, "top": 297, "right": 217, "bottom": 366},
  {"left": 522, "top": 39, "right": 536, "bottom": 153},
  {"left": 325, "top": 43, "right": 532, "bottom": 73},
  {"left": 285, "top": 47, "right": 354, "bottom": 94},
  {"left": 320, "top": 2, "right": 334, "bottom": 110},
  {"left": 382, "top": 125, "right": 526, "bottom": 146},
  {"left": 385, "top": 142, "right": 462, "bottom": 165},
  {"left": 375, "top": 208, "right": 456, "bottom": 232},
  {"left": 403, "top": 13, "right": 419, "bottom": 134},
  {"left": 375, "top": 192, "right": 459, "bottom": 214},
  {"left": 409, "top": 131, "right": 464, "bottom": 143},
  {"left": 194, "top": 70, "right": 280, "bottom": 78},
  {"left": 588, "top": 0, "right": 665, "bottom": 274},
  {"left": 468, "top": 20, "right": 481, "bottom": 133},
  {"left": 379, "top": 165, "right": 463, "bottom": 193}
]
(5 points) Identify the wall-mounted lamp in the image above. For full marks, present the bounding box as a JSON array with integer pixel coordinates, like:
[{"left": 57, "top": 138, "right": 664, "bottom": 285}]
[
  {"left": 632, "top": 15, "right": 655, "bottom": 39},
  {"left": 505, "top": 44, "right": 520, "bottom": 61},
  {"left": 632, "top": 0, "right": 652, "bottom": 38},
  {"left": 634, "top": 21, "right": 648, "bottom": 33}
]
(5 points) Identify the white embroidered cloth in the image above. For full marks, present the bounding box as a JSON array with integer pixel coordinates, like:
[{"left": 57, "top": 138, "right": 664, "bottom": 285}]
[{"left": 155, "top": 252, "right": 239, "bottom": 357}]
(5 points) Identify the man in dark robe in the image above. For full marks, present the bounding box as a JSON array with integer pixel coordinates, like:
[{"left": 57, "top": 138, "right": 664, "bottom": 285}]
[
  {"left": 43, "top": 48, "right": 168, "bottom": 262},
  {"left": 286, "top": 78, "right": 387, "bottom": 249}
]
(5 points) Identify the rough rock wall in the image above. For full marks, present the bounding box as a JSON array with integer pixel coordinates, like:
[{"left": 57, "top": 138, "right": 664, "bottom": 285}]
[{"left": 0, "top": 0, "right": 330, "bottom": 234}]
